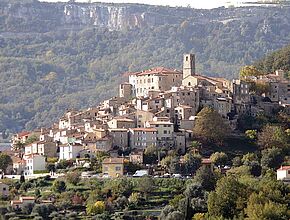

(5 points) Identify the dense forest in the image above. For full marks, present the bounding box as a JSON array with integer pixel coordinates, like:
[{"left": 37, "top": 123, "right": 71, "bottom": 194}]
[
  {"left": 1, "top": 1, "right": 290, "bottom": 134},
  {"left": 255, "top": 44, "right": 290, "bottom": 74}
]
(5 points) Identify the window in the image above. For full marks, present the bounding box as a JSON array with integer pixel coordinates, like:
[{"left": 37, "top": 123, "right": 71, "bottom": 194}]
[
  {"left": 188, "top": 82, "right": 191, "bottom": 86},
  {"left": 115, "top": 166, "right": 121, "bottom": 171},
  {"left": 159, "top": 77, "right": 162, "bottom": 81},
  {"left": 163, "top": 130, "right": 167, "bottom": 134},
  {"left": 186, "top": 56, "right": 188, "bottom": 61}
]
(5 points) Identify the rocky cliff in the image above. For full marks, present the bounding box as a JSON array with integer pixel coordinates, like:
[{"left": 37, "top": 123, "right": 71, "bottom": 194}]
[
  {"left": 0, "top": 1, "right": 195, "bottom": 31},
  {"left": 1, "top": 1, "right": 289, "bottom": 32}
]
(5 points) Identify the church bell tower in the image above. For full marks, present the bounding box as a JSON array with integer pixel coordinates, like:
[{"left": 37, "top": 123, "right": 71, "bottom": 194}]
[{"left": 183, "top": 54, "right": 195, "bottom": 79}]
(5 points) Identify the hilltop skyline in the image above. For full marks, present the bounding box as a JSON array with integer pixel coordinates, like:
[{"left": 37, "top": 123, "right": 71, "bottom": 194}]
[{"left": 40, "top": 0, "right": 227, "bottom": 9}]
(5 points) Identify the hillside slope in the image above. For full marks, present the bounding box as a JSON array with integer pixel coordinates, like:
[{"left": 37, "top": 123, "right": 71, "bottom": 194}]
[{"left": 1, "top": 1, "right": 290, "bottom": 134}]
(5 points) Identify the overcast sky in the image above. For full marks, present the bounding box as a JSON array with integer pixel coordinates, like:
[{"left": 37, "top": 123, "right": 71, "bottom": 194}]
[{"left": 40, "top": 0, "right": 228, "bottom": 9}]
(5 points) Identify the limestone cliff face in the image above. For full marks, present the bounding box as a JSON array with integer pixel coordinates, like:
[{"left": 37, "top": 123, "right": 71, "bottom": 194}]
[
  {"left": 62, "top": 3, "right": 184, "bottom": 30},
  {"left": 1, "top": 1, "right": 283, "bottom": 33},
  {"left": 63, "top": 4, "right": 147, "bottom": 30},
  {"left": 0, "top": 1, "right": 183, "bottom": 31}
]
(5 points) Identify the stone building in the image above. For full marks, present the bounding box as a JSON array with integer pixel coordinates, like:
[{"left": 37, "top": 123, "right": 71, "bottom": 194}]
[
  {"left": 102, "top": 158, "right": 124, "bottom": 178},
  {"left": 129, "top": 67, "right": 183, "bottom": 97},
  {"left": 183, "top": 53, "right": 196, "bottom": 79},
  {"left": 119, "top": 83, "right": 132, "bottom": 100},
  {"left": 129, "top": 127, "right": 157, "bottom": 149},
  {"left": 145, "top": 120, "right": 174, "bottom": 148},
  {"left": 108, "top": 128, "right": 129, "bottom": 149}
]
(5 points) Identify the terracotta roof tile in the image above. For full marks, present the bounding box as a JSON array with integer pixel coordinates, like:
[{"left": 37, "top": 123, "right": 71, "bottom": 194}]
[
  {"left": 130, "top": 128, "right": 157, "bottom": 132},
  {"left": 18, "top": 131, "right": 30, "bottom": 137},
  {"left": 277, "top": 166, "right": 290, "bottom": 171},
  {"left": 103, "top": 157, "right": 124, "bottom": 164},
  {"left": 21, "top": 196, "right": 35, "bottom": 200},
  {"left": 129, "top": 67, "right": 182, "bottom": 77}
]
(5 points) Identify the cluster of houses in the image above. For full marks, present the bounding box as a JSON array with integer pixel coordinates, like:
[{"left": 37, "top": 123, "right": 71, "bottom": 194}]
[{"left": 9, "top": 54, "right": 290, "bottom": 177}]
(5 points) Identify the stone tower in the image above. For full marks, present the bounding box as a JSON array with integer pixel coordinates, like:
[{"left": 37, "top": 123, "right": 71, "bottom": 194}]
[
  {"left": 183, "top": 54, "right": 195, "bottom": 79},
  {"left": 119, "top": 83, "right": 132, "bottom": 100}
]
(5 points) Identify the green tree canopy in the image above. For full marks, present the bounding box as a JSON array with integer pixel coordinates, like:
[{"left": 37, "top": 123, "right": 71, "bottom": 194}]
[
  {"left": 210, "top": 152, "right": 228, "bottom": 168},
  {"left": 52, "top": 180, "right": 66, "bottom": 193},
  {"left": 207, "top": 176, "right": 247, "bottom": 219},
  {"left": 193, "top": 107, "right": 230, "bottom": 143},
  {"left": 245, "top": 192, "right": 288, "bottom": 220},
  {"left": 239, "top": 65, "right": 263, "bottom": 79},
  {"left": 258, "top": 125, "right": 289, "bottom": 149},
  {"left": 261, "top": 147, "right": 284, "bottom": 169},
  {"left": 0, "top": 153, "right": 12, "bottom": 173}
]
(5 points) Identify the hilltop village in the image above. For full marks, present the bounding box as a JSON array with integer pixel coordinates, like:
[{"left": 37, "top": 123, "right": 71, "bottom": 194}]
[
  {"left": 8, "top": 54, "right": 290, "bottom": 178},
  {"left": 0, "top": 53, "right": 286, "bottom": 220}
]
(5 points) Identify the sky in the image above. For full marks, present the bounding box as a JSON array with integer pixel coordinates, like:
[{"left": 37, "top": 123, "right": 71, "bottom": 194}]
[{"left": 41, "top": 0, "right": 228, "bottom": 9}]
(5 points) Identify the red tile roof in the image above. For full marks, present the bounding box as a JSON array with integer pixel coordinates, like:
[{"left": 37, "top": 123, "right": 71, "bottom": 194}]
[
  {"left": 202, "top": 158, "right": 212, "bottom": 164},
  {"left": 103, "top": 158, "right": 124, "bottom": 164},
  {"left": 11, "top": 200, "right": 22, "bottom": 204},
  {"left": 25, "top": 154, "right": 43, "bottom": 159},
  {"left": 21, "top": 196, "right": 35, "bottom": 200},
  {"left": 18, "top": 131, "right": 30, "bottom": 137},
  {"left": 129, "top": 67, "right": 182, "bottom": 76},
  {"left": 131, "top": 128, "right": 157, "bottom": 132},
  {"left": 277, "top": 166, "right": 290, "bottom": 171}
]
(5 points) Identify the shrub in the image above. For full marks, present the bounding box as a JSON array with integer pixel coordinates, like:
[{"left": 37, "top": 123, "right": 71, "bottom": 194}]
[
  {"left": 52, "top": 180, "right": 66, "bottom": 193},
  {"left": 33, "top": 170, "right": 49, "bottom": 174},
  {"left": 86, "top": 201, "right": 105, "bottom": 215},
  {"left": 56, "top": 160, "right": 74, "bottom": 169},
  {"left": 65, "top": 171, "right": 81, "bottom": 185},
  {"left": 32, "top": 204, "right": 56, "bottom": 219}
]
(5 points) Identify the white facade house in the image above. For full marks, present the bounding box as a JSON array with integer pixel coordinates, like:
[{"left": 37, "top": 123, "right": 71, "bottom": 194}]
[
  {"left": 277, "top": 166, "right": 290, "bottom": 180},
  {"left": 59, "top": 143, "right": 84, "bottom": 160},
  {"left": 24, "top": 154, "right": 46, "bottom": 176}
]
